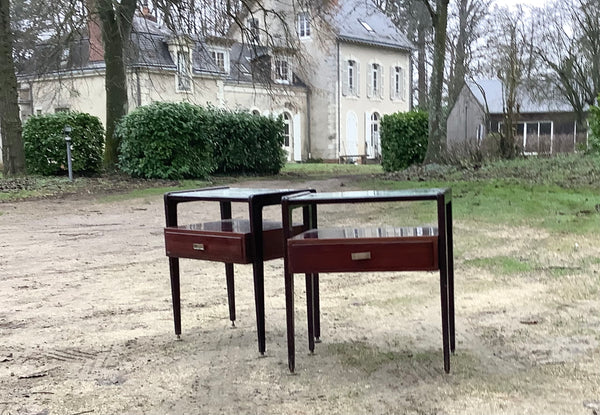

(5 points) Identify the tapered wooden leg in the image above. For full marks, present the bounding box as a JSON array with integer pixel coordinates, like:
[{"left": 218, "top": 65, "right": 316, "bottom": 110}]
[
  {"left": 447, "top": 202, "right": 455, "bottom": 353},
  {"left": 440, "top": 268, "right": 450, "bottom": 373},
  {"left": 313, "top": 273, "right": 321, "bottom": 342},
  {"left": 252, "top": 261, "right": 266, "bottom": 354},
  {"left": 306, "top": 273, "right": 315, "bottom": 353},
  {"left": 169, "top": 257, "right": 181, "bottom": 339},
  {"left": 225, "top": 263, "right": 235, "bottom": 326},
  {"left": 285, "top": 270, "right": 295, "bottom": 372}
]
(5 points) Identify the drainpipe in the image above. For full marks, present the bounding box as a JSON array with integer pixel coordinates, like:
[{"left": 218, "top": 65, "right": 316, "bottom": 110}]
[
  {"left": 464, "top": 104, "right": 468, "bottom": 141},
  {"left": 135, "top": 67, "right": 142, "bottom": 107},
  {"left": 306, "top": 87, "right": 311, "bottom": 160},
  {"left": 337, "top": 40, "right": 341, "bottom": 163}
]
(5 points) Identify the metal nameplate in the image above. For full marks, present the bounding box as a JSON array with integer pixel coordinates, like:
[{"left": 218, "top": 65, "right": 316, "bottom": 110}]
[{"left": 351, "top": 251, "right": 371, "bottom": 260}]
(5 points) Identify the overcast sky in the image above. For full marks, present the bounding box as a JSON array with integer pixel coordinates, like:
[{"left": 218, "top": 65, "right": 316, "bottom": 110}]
[{"left": 497, "top": 0, "right": 550, "bottom": 8}]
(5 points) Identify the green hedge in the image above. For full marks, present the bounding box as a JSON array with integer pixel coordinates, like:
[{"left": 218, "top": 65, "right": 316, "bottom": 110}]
[
  {"left": 117, "top": 102, "right": 216, "bottom": 180},
  {"left": 380, "top": 110, "right": 428, "bottom": 172},
  {"left": 116, "top": 102, "right": 286, "bottom": 179},
  {"left": 211, "top": 108, "right": 286, "bottom": 175},
  {"left": 22, "top": 111, "right": 104, "bottom": 176}
]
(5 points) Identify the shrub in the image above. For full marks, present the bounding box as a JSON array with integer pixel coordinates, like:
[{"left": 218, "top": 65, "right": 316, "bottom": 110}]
[
  {"left": 211, "top": 108, "right": 286, "bottom": 175},
  {"left": 380, "top": 110, "right": 428, "bottom": 172},
  {"left": 117, "top": 102, "right": 216, "bottom": 180},
  {"left": 588, "top": 98, "right": 600, "bottom": 155},
  {"left": 23, "top": 111, "right": 104, "bottom": 176}
]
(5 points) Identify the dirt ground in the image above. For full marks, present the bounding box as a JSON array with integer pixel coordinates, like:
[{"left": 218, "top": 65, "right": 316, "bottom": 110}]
[{"left": 1, "top": 177, "right": 599, "bottom": 415}]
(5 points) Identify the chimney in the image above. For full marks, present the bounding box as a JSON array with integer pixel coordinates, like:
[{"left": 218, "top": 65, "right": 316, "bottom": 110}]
[
  {"left": 140, "top": 1, "right": 157, "bottom": 22},
  {"left": 87, "top": 2, "right": 104, "bottom": 62}
]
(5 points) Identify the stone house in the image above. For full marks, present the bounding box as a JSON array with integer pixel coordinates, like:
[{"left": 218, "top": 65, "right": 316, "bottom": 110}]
[{"left": 16, "top": 0, "right": 413, "bottom": 163}]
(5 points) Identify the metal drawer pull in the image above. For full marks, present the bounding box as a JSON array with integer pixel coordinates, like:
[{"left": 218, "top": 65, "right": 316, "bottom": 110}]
[
  {"left": 193, "top": 243, "right": 206, "bottom": 251},
  {"left": 351, "top": 251, "right": 371, "bottom": 261}
]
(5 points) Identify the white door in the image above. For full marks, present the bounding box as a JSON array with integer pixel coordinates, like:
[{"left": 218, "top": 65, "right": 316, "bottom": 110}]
[
  {"left": 293, "top": 114, "right": 302, "bottom": 161},
  {"left": 370, "top": 112, "right": 380, "bottom": 159},
  {"left": 283, "top": 113, "right": 292, "bottom": 161}
]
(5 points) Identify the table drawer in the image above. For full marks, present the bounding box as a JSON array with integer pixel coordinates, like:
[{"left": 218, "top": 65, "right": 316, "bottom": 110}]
[
  {"left": 165, "top": 229, "right": 250, "bottom": 263},
  {"left": 165, "top": 222, "right": 305, "bottom": 264},
  {"left": 287, "top": 237, "right": 438, "bottom": 273}
]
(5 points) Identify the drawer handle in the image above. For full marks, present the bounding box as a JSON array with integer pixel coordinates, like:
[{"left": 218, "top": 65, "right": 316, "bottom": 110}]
[
  {"left": 351, "top": 251, "right": 371, "bottom": 261},
  {"left": 193, "top": 243, "right": 206, "bottom": 251}
]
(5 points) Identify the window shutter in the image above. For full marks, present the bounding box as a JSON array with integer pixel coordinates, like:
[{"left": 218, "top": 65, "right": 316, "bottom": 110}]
[
  {"left": 355, "top": 62, "right": 360, "bottom": 96},
  {"left": 367, "top": 66, "right": 373, "bottom": 98},
  {"left": 342, "top": 63, "right": 349, "bottom": 96},
  {"left": 379, "top": 65, "right": 384, "bottom": 99},
  {"left": 400, "top": 67, "right": 405, "bottom": 100},
  {"left": 365, "top": 111, "right": 371, "bottom": 153},
  {"left": 390, "top": 66, "right": 396, "bottom": 100}
]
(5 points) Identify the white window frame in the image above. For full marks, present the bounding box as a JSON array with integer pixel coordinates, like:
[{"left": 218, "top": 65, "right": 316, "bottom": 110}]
[
  {"left": 343, "top": 59, "right": 360, "bottom": 97},
  {"left": 176, "top": 50, "right": 192, "bottom": 92},
  {"left": 368, "top": 62, "right": 383, "bottom": 99},
  {"left": 391, "top": 66, "right": 404, "bottom": 100},
  {"left": 298, "top": 12, "right": 311, "bottom": 38},
  {"left": 274, "top": 57, "right": 291, "bottom": 84},
  {"left": 283, "top": 112, "right": 291, "bottom": 147},
  {"left": 247, "top": 18, "right": 260, "bottom": 44},
  {"left": 210, "top": 48, "right": 229, "bottom": 73}
]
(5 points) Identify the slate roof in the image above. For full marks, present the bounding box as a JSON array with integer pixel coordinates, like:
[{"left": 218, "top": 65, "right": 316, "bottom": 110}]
[
  {"left": 467, "top": 79, "right": 576, "bottom": 114},
  {"left": 329, "top": 0, "right": 414, "bottom": 51}
]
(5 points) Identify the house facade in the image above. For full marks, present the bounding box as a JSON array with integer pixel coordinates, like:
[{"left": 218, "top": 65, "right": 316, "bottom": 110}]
[
  {"left": 447, "top": 79, "right": 588, "bottom": 155},
  {"left": 17, "top": 1, "right": 413, "bottom": 163}
]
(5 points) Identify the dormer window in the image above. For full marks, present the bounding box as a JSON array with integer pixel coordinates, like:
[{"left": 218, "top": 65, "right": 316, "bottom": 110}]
[
  {"left": 247, "top": 18, "right": 260, "bottom": 43},
  {"left": 274, "top": 57, "right": 291, "bottom": 84},
  {"left": 298, "top": 12, "right": 311, "bottom": 38},
  {"left": 210, "top": 48, "right": 229, "bottom": 73},
  {"left": 177, "top": 50, "right": 192, "bottom": 92},
  {"left": 167, "top": 36, "right": 194, "bottom": 93}
]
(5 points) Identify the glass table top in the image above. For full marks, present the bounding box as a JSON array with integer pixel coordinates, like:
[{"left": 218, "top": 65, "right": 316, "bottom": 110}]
[
  {"left": 167, "top": 187, "right": 299, "bottom": 201},
  {"left": 292, "top": 226, "right": 438, "bottom": 240},
  {"left": 284, "top": 188, "right": 449, "bottom": 203}
]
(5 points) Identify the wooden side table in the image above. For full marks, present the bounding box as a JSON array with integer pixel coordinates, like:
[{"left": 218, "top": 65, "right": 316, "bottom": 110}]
[
  {"left": 281, "top": 188, "right": 455, "bottom": 373},
  {"left": 164, "top": 186, "right": 310, "bottom": 354}
]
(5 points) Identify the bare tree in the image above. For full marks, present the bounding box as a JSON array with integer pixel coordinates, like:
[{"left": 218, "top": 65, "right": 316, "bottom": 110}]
[
  {"left": 535, "top": 0, "right": 600, "bottom": 128},
  {"left": 378, "top": 0, "right": 432, "bottom": 109},
  {"left": 485, "top": 5, "right": 535, "bottom": 159},
  {"left": 0, "top": 0, "right": 25, "bottom": 175},
  {"left": 446, "top": 0, "right": 490, "bottom": 108}
]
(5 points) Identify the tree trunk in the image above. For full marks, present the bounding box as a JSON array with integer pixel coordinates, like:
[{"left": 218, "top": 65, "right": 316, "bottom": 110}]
[
  {"left": 447, "top": 0, "right": 468, "bottom": 108},
  {"left": 95, "top": 0, "right": 136, "bottom": 170},
  {"left": 0, "top": 0, "right": 26, "bottom": 176},
  {"left": 424, "top": 0, "right": 449, "bottom": 164},
  {"left": 417, "top": 25, "right": 428, "bottom": 110}
]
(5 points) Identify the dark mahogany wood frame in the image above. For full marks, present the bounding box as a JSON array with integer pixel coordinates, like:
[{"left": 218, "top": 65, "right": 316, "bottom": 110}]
[
  {"left": 281, "top": 188, "right": 455, "bottom": 373},
  {"left": 164, "top": 186, "right": 311, "bottom": 355}
]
